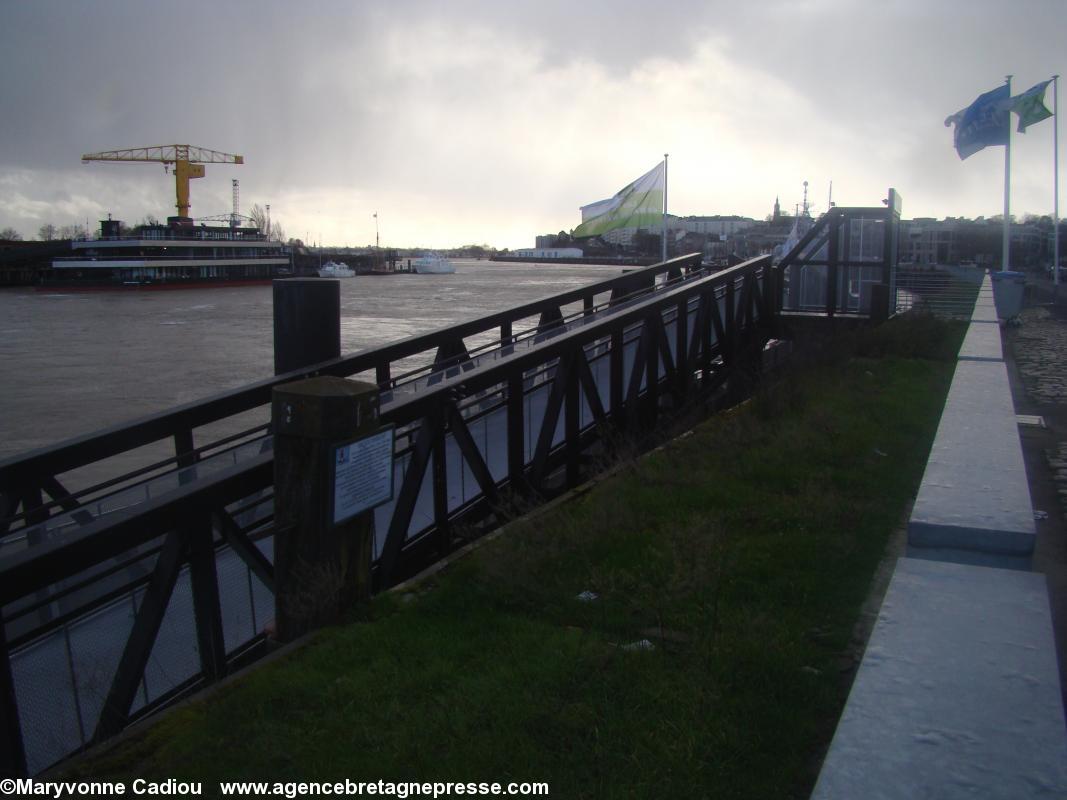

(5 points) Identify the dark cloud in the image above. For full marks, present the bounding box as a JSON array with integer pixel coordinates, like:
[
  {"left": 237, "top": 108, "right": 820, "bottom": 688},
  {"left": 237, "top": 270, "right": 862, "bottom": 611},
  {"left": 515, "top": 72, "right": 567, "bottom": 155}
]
[{"left": 1, "top": 0, "right": 1064, "bottom": 243}]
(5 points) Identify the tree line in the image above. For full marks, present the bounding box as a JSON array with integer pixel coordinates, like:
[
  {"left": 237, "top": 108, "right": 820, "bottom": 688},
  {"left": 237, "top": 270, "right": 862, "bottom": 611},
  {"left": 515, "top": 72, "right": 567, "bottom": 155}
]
[
  {"left": 0, "top": 224, "right": 87, "bottom": 241},
  {"left": 1, "top": 204, "right": 287, "bottom": 243}
]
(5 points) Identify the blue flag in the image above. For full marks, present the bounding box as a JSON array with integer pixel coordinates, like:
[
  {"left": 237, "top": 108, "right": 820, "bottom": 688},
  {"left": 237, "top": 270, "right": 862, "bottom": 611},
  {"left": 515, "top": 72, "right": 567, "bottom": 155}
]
[{"left": 944, "top": 84, "right": 1011, "bottom": 160}]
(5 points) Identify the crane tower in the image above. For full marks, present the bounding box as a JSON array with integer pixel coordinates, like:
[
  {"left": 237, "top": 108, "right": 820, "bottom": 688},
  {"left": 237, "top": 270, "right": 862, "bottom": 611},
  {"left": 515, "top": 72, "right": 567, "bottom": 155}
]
[{"left": 81, "top": 144, "right": 243, "bottom": 222}]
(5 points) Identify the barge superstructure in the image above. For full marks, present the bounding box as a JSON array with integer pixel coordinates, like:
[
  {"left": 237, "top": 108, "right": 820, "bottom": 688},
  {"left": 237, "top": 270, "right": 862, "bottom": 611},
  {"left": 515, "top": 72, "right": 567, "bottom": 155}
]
[{"left": 43, "top": 217, "right": 292, "bottom": 289}]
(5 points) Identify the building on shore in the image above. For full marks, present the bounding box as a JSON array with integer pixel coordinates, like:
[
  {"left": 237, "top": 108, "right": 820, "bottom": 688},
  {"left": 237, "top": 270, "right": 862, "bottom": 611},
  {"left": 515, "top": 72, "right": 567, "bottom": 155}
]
[
  {"left": 513, "top": 247, "right": 584, "bottom": 259},
  {"left": 899, "top": 217, "right": 1062, "bottom": 270},
  {"left": 551, "top": 196, "right": 1064, "bottom": 271}
]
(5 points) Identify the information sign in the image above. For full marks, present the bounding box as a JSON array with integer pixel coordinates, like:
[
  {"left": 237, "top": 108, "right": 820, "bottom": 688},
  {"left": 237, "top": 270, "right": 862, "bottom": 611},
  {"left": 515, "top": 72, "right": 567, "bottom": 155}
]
[{"left": 330, "top": 426, "right": 395, "bottom": 525}]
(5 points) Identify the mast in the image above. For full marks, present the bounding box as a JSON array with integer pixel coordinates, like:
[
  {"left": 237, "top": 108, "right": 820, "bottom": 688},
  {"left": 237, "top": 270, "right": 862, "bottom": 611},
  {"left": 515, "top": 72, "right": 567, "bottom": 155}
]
[
  {"left": 661, "top": 154, "right": 668, "bottom": 264},
  {"left": 1054, "top": 75, "right": 1061, "bottom": 287},
  {"left": 1003, "top": 75, "right": 1012, "bottom": 270}
]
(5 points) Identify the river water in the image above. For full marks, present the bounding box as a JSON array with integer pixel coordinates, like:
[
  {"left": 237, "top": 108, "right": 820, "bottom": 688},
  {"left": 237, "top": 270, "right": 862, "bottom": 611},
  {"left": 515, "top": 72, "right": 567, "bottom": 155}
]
[{"left": 0, "top": 260, "right": 627, "bottom": 461}]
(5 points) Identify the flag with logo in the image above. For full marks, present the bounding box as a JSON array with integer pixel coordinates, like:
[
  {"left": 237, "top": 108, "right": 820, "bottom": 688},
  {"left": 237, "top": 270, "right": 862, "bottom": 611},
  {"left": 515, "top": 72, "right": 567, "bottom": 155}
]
[
  {"left": 573, "top": 161, "right": 665, "bottom": 238},
  {"left": 1011, "top": 80, "right": 1053, "bottom": 133},
  {"left": 944, "top": 84, "right": 1011, "bottom": 159}
]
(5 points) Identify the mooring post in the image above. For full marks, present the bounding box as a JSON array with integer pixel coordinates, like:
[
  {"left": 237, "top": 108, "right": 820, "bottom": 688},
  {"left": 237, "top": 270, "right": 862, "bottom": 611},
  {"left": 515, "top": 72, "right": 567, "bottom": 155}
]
[
  {"left": 870, "top": 283, "right": 890, "bottom": 324},
  {"left": 271, "top": 376, "right": 386, "bottom": 642},
  {"left": 273, "top": 278, "right": 341, "bottom": 375}
]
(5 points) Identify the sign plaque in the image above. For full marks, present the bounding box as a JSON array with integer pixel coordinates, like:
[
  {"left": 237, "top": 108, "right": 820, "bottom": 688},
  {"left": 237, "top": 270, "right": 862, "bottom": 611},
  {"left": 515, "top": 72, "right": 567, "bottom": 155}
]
[{"left": 330, "top": 426, "right": 395, "bottom": 525}]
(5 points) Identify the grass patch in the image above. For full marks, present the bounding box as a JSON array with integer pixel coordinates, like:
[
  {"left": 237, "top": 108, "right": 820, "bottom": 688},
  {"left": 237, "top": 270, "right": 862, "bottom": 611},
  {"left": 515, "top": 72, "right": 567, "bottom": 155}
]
[{"left": 64, "top": 315, "right": 963, "bottom": 798}]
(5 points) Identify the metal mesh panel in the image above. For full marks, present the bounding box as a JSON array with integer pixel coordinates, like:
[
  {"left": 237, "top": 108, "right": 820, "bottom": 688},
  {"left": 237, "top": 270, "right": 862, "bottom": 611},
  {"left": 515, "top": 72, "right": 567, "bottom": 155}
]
[
  {"left": 8, "top": 527, "right": 279, "bottom": 774},
  {"left": 848, "top": 218, "right": 885, "bottom": 262},
  {"left": 11, "top": 630, "right": 81, "bottom": 775},
  {"left": 66, "top": 597, "right": 136, "bottom": 744},
  {"left": 409, "top": 451, "right": 435, "bottom": 540},
  {"left": 664, "top": 315, "right": 677, "bottom": 375},
  {"left": 621, "top": 330, "right": 641, "bottom": 395},
  {"left": 446, "top": 431, "right": 465, "bottom": 513},
  {"left": 451, "top": 413, "right": 498, "bottom": 510},
  {"left": 590, "top": 348, "right": 612, "bottom": 415},
  {"left": 895, "top": 270, "right": 981, "bottom": 318},
  {"left": 251, "top": 535, "right": 275, "bottom": 630},
  {"left": 484, "top": 407, "right": 508, "bottom": 483},
  {"left": 373, "top": 456, "right": 406, "bottom": 561},
  {"left": 142, "top": 568, "right": 199, "bottom": 706},
  {"left": 524, "top": 384, "right": 550, "bottom": 462},
  {"left": 216, "top": 546, "right": 259, "bottom": 654}
]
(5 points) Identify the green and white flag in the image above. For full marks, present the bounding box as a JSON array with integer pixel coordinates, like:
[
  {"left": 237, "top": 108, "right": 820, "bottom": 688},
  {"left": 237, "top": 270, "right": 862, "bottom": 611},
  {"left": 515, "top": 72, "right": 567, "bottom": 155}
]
[
  {"left": 1011, "top": 80, "right": 1053, "bottom": 133},
  {"left": 573, "top": 161, "right": 664, "bottom": 238}
]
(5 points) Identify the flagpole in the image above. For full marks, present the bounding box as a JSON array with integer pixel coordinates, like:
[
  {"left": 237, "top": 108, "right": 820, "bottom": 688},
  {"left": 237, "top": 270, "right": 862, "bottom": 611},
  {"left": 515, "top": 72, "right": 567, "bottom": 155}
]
[
  {"left": 1054, "top": 74, "right": 1060, "bottom": 288},
  {"left": 662, "top": 153, "right": 669, "bottom": 264},
  {"left": 1004, "top": 74, "right": 1012, "bottom": 271}
]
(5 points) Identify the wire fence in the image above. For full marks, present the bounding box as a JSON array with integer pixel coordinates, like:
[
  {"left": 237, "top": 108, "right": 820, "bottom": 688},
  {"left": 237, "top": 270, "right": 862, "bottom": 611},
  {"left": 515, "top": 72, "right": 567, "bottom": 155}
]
[{"left": 895, "top": 268, "right": 983, "bottom": 319}]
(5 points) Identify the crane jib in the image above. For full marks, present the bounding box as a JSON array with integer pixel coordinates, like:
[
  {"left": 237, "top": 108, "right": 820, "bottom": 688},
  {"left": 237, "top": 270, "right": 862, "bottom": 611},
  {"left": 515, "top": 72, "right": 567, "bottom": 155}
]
[{"left": 80, "top": 144, "right": 243, "bottom": 218}]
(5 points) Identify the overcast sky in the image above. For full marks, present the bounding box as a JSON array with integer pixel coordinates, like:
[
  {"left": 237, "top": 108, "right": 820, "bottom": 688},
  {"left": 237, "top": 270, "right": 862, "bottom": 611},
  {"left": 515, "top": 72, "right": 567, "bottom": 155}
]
[{"left": 1, "top": 0, "right": 1063, "bottom": 248}]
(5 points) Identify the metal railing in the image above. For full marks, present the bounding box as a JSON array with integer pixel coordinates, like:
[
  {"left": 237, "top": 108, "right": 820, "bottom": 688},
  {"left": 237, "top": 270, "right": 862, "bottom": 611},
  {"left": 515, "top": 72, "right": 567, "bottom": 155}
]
[
  {"left": 775, "top": 189, "right": 901, "bottom": 319},
  {"left": 0, "top": 199, "right": 901, "bottom": 775},
  {"left": 0, "top": 254, "right": 701, "bottom": 539},
  {"left": 6, "top": 252, "right": 766, "bottom": 774},
  {"left": 894, "top": 267, "right": 983, "bottom": 318}
]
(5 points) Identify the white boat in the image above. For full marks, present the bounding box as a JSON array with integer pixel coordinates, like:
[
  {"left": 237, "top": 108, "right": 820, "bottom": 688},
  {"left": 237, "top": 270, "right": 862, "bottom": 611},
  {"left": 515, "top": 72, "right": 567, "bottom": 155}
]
[
  {"left": 412, "top": 253, "right": 455, "bottom": 274},
  {"left": 318, "top": 260, "right": 355, "bottom": 278}
]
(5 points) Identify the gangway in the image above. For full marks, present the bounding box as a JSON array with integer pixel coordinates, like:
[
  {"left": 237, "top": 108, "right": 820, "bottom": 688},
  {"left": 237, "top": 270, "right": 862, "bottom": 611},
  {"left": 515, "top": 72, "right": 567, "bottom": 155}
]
[
  {"left": 0, "top": 255, "right": 710, "bottom": 551},
  {"left": 0, "top": 190, "right": 903, "bottom": 776}
]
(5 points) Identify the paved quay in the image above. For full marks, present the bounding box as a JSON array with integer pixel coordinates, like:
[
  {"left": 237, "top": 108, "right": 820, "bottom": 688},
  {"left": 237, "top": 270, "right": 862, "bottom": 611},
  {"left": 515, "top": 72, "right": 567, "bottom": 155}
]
[
  {"left": 810, "top": 277, "right": 1067, "bottom": 799},
  {"left": 1002, "top": 288, "right": 1067, "bottom": 707}
]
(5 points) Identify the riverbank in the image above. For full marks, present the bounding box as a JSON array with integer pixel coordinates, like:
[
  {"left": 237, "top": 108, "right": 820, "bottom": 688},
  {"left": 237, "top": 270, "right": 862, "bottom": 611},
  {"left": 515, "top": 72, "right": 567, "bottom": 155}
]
[
  {"left": 491, "top": 255, "right": 657, "bottom": 267},
  {"left": 59, "top": 315, "right": 963, "bottom": 797}
]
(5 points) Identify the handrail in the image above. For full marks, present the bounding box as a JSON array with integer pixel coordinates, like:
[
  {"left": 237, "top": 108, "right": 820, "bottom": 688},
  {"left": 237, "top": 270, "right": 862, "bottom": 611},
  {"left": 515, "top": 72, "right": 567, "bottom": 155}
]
[
  {"left": 773, "top": 194, "right": 901, "bottom": 318},
  {"left": 0, "top": 453, "right": 273, "bottom": 606},
  {"left": 381, "top": 256, "right": 770, "bottom": 419},
  {"left": 776, "top": 209, "right": 840, "bottom": 272},
  {"left": 0, "top": 255, "right": 765, "bottom": 597},
  {"left": 0, "top": 251, "right": 770, "bottom": 776}
]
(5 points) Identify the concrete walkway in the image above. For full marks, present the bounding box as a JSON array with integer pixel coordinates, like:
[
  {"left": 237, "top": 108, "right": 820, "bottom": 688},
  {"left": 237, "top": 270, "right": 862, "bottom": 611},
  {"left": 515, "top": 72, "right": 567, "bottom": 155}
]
[
  {"left": 811, "top": 277, "right": 1067, "bottom": 798},
  {"left": 1003, "top": 297, "right": 1067, "bottom": 706}
]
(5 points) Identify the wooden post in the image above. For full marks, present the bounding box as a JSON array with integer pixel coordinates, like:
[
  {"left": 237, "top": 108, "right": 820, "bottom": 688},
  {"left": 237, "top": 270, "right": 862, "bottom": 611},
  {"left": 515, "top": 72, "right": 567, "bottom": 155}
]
[
  {"left": 273, "top": 279, "right": 341, "bottom": 376},
  {"left": 271, "top": 376, "right": 381, "bottom": 642},
  {"left": 870, "top": 283, "right": 891, "bottom": 324}
]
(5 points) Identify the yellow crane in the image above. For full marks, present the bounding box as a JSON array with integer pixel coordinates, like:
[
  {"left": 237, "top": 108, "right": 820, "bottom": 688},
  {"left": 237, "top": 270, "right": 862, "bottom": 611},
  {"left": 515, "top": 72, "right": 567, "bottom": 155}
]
[{"left": 81, "top": 144, "right": 244, "bottom": 220}]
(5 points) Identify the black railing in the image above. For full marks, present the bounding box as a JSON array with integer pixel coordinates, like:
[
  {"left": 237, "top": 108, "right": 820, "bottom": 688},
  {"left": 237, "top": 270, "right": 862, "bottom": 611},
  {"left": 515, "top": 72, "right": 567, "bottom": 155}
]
[
  {"left": 0, "top": 254, "right": 701, "bottom": 538},
  {"left": 371, "top": 255, "right": 775, "bottom": 584},
  {"left": 3, "top": 252, "right": 740, "bottom": 775},
  {"left": 0, "top": 203, "right": 901, "bottom": 776},
  {"left": 775, "top": 188, "right": 901, "bottom": 318}
]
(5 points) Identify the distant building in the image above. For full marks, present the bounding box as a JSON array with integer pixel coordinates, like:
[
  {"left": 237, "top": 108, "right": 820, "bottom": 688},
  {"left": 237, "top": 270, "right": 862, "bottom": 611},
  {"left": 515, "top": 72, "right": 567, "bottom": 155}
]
[
  {"left": 675, "top": 216, "right": 756, "bottom": 237},
  {"left": 901, "top": 218, "right": 963, "bottom": 265},
  {"left": 899, "top": 217, "right": 1055, "bottom": 269},
  {"left": 513, "top": 247, "right": 584, "bottom": 259},
  {"left": 600, "top": 227, "right": 638, "bottom": 247}
]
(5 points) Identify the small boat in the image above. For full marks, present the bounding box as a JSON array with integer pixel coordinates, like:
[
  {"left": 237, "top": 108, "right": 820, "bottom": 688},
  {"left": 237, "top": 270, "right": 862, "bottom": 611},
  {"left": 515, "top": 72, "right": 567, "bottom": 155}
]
[
  {"left": 412, "top": 253, "right": 455, "bottom": 274},
  {"left": 318, "top": 260, "right": 355, "bottom": 278}
]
